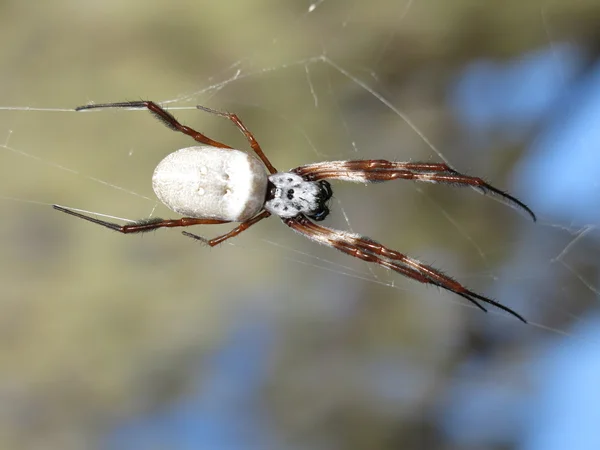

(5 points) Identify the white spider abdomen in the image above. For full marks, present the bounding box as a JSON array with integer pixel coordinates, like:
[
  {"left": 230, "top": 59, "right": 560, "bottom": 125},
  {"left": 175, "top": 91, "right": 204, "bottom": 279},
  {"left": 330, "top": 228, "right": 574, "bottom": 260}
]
[{"left": 152, "top": 146, "right": 268, "bottom": 221}]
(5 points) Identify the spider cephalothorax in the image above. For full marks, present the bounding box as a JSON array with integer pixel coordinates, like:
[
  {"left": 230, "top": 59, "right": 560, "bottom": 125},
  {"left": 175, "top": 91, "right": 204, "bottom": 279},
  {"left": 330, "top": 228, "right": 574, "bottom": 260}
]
[
  {"left": 265, "top": 173, "right": 332, "bottom": 221},
  {"left": 54, "top": 100, "right": 536, "bottom": 323}
]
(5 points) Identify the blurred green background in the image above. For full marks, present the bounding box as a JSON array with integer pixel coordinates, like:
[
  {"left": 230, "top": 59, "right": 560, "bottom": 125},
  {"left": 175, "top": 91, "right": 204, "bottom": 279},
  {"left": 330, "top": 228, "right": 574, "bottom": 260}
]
[{"left": 1, "top": 1, "right": 599, "bottom": 449}]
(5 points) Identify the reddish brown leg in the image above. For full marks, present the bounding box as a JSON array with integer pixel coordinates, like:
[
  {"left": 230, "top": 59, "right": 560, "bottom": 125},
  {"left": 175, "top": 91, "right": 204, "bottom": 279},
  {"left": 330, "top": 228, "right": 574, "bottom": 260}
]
[
  {"left": 327, "top": 160, "right": 458, "bottom": 173},
  {"left": 346, "top": 236, "right": 529, "bottom": 321},
  {"left": 196, "top": 105, "right": 278, "bottom": 174},
  {"left": 53, "top": 205, "right": 230, "bottom": 233},
  {"left": 293, "top": 160, "right": 536, "bottom": 222},
  {"left": 183, "top": 210, "right": 271, "bottom": 246},
  {"left": 75, "top": 101, "right": 233, "bottom": 149},
  {"left": 284, "top": 216, "right": 527, "bottom": 323}
]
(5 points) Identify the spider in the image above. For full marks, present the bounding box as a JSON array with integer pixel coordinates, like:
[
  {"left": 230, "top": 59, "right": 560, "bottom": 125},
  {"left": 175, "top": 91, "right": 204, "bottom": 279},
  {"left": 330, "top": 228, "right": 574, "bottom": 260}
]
[{"left": 54, "top": 100, "right": 536, "bottom": 323}]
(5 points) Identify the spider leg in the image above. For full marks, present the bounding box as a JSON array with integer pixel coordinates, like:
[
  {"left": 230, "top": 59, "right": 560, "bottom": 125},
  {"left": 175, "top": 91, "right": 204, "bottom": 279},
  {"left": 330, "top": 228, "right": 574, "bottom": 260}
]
[
  {"left": 349, "top": 236, "right": 529, "bottom": 320},
  {"left": 183, "top": 210, "right": 271, "bottom": 246},
  {"left": 292, "top": 160, "right": 536, "bottom": 222},
  {"left": 196, "top": 105, "right": 278, "bottom": 174},
  {"left": 53, "top": 205, "right": 230, "bottom": 233},
  {"left": 75, "top": 100, "right": 234, "bottom": 150},
  {"left": 284, "top": 215, "right": 527, "bottom": 323}
]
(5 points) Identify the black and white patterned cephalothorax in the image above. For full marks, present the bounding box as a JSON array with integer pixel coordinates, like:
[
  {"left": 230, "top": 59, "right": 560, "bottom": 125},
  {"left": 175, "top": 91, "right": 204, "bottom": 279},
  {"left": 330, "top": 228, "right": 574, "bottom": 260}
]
[
  {"left": 265, "top": 173, "right": 332, "bottom": 221},
  {"left": 54, "top": 100, "right": 536, "bottom": 323}
]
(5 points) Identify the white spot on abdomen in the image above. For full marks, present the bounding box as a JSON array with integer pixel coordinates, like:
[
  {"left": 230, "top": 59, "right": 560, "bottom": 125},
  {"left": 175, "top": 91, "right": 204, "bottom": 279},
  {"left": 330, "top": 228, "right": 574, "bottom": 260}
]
[{"left": 152, "top": 146, "right": 268, "bottom": 221}]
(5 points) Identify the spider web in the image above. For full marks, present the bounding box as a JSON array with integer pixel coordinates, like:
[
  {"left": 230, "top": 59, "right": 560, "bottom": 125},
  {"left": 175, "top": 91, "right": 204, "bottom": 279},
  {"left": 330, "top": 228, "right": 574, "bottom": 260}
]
[{"left": 1, "top": 1, "right": 599, "bottom": 449}]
